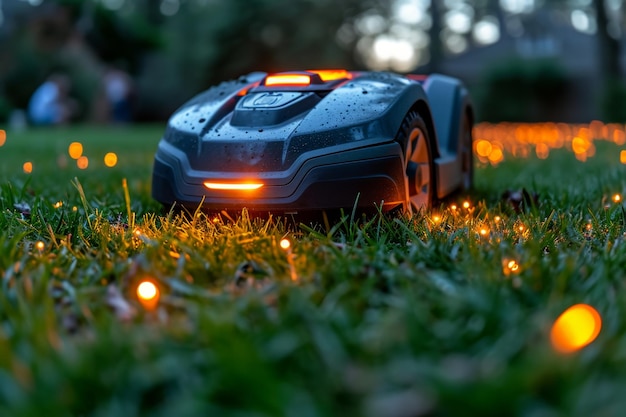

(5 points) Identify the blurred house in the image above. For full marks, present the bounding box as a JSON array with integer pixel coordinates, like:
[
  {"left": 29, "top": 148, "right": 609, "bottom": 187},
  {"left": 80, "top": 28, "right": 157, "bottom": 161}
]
[{"left": 436, "top": 9, "right": 623, "bottom": 122}]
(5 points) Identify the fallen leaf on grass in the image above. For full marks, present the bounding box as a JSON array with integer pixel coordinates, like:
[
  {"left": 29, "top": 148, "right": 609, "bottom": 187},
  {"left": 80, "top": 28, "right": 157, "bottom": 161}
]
[
  {"left": 13, "top": 202, "right": 31, "bottom": 217},
  {"left": 501, "top": 188, "right": 539, "bottom": 213},
  {"left": 106, "top": 284, "right": 135, "bottom": 321}
]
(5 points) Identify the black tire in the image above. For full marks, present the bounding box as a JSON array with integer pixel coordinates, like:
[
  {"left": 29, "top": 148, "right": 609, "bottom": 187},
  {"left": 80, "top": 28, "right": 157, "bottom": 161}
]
[
  {"left": 395, "top": 110, "right": 436, "bottom": 215},
  {"left": 459, "top": 113, "right": 473, "bottom": 191}
]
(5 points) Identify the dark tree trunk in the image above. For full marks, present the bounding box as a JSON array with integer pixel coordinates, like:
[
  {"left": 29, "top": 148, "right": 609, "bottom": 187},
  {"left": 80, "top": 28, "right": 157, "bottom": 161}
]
[
  {"left": 427, "top": 0, "right": 443, "bottom": 73},
  {"left": 593, "top": 0, "right": 621, "bottom": 80}
]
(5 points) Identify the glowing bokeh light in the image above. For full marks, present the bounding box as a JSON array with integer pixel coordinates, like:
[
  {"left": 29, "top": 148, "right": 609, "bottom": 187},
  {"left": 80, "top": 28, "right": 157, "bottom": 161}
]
[
  {"left": 104, "top": 152, "right": 118, "bottom": 167},
  {"left": 473, "top": 17, "right": 500, "bottom": 45},
  {"left": 473, "top": 121, "right": 626, "bottom": 166},
  {"left": 77, "top": 156, "right": 89, "bottom": 169},
  {"left": 23, "top": 162, "right": 33, "bottom": 174},
  {"left": 536, "top": 142, "right": 549, "bottom": 159},
  {"left": 0, "top": 129, "right": 6, "bottom": 147},
  {"left": 35, "top": 241, "right": 44, "bottom": 251},
  {"left": 550, "top": 304, "right": 602, "bottom": 353},
  {"left": 68, "top": 142, "right": 83, "bottom": 159},
  {"left": 503, "top": 259, "right": 520, "bottom": 275},
  {"left": 475, "top": 139, "right": 493, "bottom": 157},
  {"left": 614, "top": 194, "right": 622, "bottom": 203},
  {"left": 280, "top": 238, "right": 291, "bottom": 250},
  {"left": 137, "top": 280, "right": 160, "bottom": 309},
  {"left": 53, "top": 201, "right": 63, "bottom": 209}
]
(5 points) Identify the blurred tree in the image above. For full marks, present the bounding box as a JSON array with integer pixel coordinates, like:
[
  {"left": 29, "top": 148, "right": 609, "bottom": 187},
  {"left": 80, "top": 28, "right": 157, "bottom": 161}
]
[
  {"left": 135, "top": 0, "right": 386, "bottom": 118},
  {"left": 0, "top": 0, "right": 163, "bottom": 121}
]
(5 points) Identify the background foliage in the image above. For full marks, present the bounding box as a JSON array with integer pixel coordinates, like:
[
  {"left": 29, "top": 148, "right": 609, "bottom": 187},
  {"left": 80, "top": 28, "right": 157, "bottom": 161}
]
[{"left": 1, "top": 0, "right": 625, "bottom": 122}]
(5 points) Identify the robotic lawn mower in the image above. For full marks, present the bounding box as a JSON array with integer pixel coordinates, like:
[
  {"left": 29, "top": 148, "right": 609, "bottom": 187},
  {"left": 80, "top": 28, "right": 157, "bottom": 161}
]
[{"left": 152, "top": 69, "right": 473, "bottom": 217}]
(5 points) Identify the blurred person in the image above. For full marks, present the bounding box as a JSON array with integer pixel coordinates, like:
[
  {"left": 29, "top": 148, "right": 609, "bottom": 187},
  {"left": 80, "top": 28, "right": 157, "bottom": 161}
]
[
  {"left": 27, "top": 74, "right": 78, "bottom": 126},
  {"left": 103, "top": 66, "right": 134, "bottom": 123}
]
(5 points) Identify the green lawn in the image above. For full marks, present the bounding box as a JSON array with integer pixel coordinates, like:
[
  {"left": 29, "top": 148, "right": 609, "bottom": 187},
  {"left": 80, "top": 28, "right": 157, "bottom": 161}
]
[{"left": 0, "top": 125, "right": 625, "bottom": 416}]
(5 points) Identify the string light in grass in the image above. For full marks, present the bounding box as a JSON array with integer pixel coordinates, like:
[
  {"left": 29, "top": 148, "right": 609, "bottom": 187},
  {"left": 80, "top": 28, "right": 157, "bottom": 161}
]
[
  {"left": 502, "top": 259, "right": 520, "bottom": 275},
  {"left": 550, "top": 304, "right": 601, "bottom": 353},
  {"left": 536, "top": 142, "right": 549, "bottom": 159},
  {"left": 462, "top": 201, "right": 470, "bottom": 209},
  {"left": 432, "top": 214, "right": 442, "bottom": 224},
  {"left": 68, "top": 142, "right": 83, "bottom": 159},
  {"left": 104, "top": 152, "right": 118, "bottom": 167},
  {"left": 494, "top": 216, "right": 501, "bottom": 223},
  {"left": 475, "top": 139, "right": 492, "bottom": 157},
  {"left": 474, "top": 122, "right": 626, "bottom": 166},
  {"left": 479, "top": 227, "right": 489, "bottom": 237},
  {"left": 450, "top": 204, "right": 457, "bottom": 211},
  {"left": 280, "top": 237, "right": 298, "bottom": 281},
  {"left": 77, "top": 156, "right": 88, "bottom": 169},
  {"left": 613, "top": 194, "right": 621, "bottom": 203},
  {"left": 72, "top": 206, "right": 78, "bottom": 212},
  {"left": 0, "top": 129, "right": 6, "bottom": 146},
  {"left": 35, "top": 241, "right": 44, "bottom": 252},
  {"left": 23, "top": 162, "right": 33, "bottom": 174},
  {"left": 53, "top": 201, "right": 63, "bottom": 209},
  {"left": 137, "top": 280, "right": 160, "bottom": 310}
]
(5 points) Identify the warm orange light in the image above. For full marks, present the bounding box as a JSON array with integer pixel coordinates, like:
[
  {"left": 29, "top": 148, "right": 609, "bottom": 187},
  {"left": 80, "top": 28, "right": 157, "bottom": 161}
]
[
  {"left": 137, "top": 280, "right": 160, "bottom": 309},
  {"left": 308, "top": 69, "right": 352, "bottom": 82},
  {"left": 488, "top": 147, "right": 504, "bottom": 164},
  {"left": 503, "top": 259, "right": 520, "bottom": 275},
  {"left": 572, "top": 137, "right": 591, "bottom": 154},
  {"left": 35, "top": 241, "right": 44, "bottom": 251},
  {"left": 494, "top": 216, "right": 501, "bottom": 222},
  {"left": 204, "top": 181, "right": 263, "bottom": 191},
  {"left": 432, "top": 215, "right": 441, "bottom": 223},
  {"left": 280, "top": 238, "right": 291, "bottom": 250},
  {"left": 462, "top": 201, "right": 470, "bottom": 209},
  {"left": 536, "top": 143, "right": 549, "bottom": 159},
  {"left": 621, "top": 150, "right": 626, "bottom": 164},
  {"left": 77, "top": 156, "right": 89, "bottom": 169},
  {"left": 0, "top": 129, "right": 6, "bottom": 147},
  {"left": 53, "top": 201, "right": 63, "bottom": 209},
  {"left": 68, "top": 142, "right": 83, "bottom": 159},
  {"left": 479, "top": 227, "right": 489, "bottom": 236},
  {"left": 265, "top": 74, "right": 311, "bottom": 87},
  {"left": 475, "top": 139, "right": 492, "bottom": 157},
  {"left": 614, "top": 194, "right": 622, "bottom": 203},
  {"left": 550, "top": 304, "right": 601, "bottom": 353},
  {"left": 450, "top": 204, "right": 457, "bottom": 211},
  {"left": 23, "top": 162, "right": 33, "bottom": 174},
  {"left": 104, "top": 152, "right": 118, "bottom": 167}
]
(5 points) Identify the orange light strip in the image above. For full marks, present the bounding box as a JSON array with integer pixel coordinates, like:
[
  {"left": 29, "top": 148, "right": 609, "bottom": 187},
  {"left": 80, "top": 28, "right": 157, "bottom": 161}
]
[
  {"left": 265, "top": 74, "right": 311, "bottom": 87},
  {"left": 309, "top": 69, "right": 352, "bottom": 82},
  {"left": 204, "top": 181, "right": 264, "bottom": 191}
]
